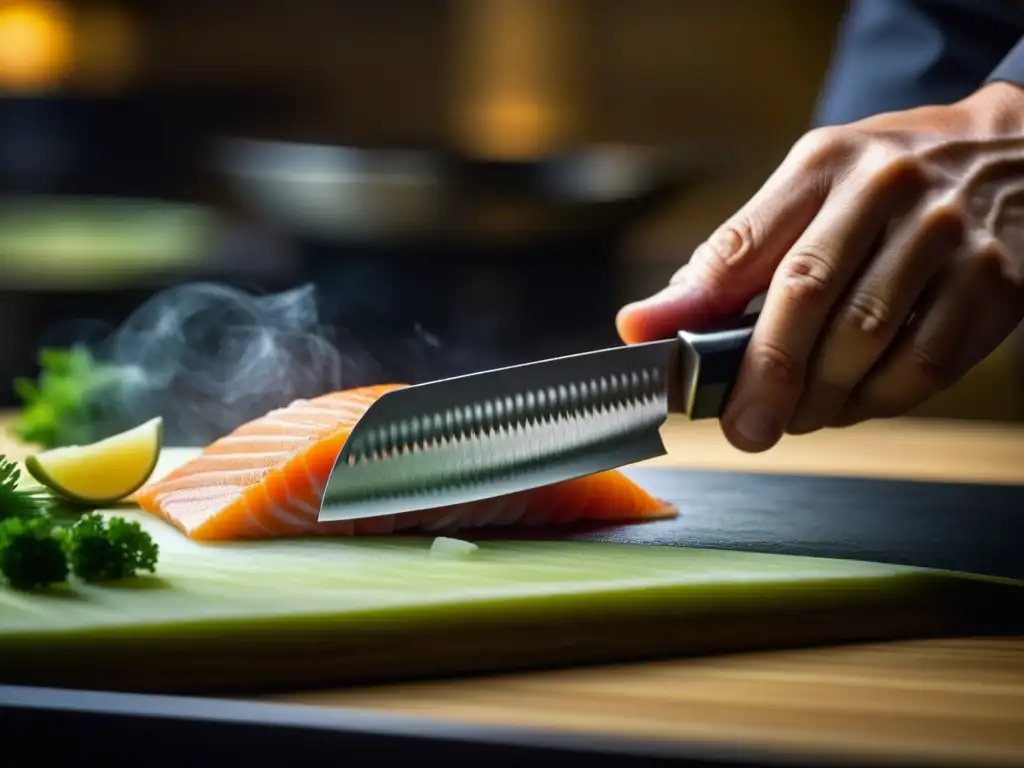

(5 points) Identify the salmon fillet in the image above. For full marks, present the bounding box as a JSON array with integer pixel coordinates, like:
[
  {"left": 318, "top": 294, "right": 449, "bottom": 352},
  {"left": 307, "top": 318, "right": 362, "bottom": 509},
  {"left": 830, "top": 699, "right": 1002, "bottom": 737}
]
[{"left": 133, "top": 384, "right": 676, "bottom": 541}]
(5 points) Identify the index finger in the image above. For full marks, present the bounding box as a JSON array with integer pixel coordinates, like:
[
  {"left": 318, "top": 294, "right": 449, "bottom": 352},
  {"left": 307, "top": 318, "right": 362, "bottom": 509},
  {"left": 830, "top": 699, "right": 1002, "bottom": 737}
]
[{"left": 616, "top": 135, "right": 833, "bottom": 345}]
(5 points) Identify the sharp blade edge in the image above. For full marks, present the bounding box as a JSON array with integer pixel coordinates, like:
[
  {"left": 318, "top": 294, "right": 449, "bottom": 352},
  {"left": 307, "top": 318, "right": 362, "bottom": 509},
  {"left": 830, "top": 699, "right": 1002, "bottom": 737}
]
[{"left": 318, "top": 339, "right": 680, "bottom": 521}]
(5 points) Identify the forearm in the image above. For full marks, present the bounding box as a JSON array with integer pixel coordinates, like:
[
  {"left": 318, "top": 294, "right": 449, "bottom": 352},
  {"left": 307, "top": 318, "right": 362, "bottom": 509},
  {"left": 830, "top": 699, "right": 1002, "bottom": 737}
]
[
  {"left": 986, "top": 36, "right": 1024, "bottom": 89},
  {"left": 815, "top": 0, "right": 1024, "bottom": 125}
]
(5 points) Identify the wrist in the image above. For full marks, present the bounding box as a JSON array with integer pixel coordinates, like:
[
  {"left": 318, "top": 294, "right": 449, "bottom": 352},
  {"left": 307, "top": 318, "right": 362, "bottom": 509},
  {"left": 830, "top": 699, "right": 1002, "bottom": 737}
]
[{"left": 960, "top": 81, "right": 1024, "bottom": 136}]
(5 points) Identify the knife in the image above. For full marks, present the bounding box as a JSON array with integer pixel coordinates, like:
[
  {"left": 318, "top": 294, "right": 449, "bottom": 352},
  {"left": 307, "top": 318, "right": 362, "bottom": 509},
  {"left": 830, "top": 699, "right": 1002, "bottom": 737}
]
[{"left": 319, "top": 312, "right": 758, "bottom": 522}]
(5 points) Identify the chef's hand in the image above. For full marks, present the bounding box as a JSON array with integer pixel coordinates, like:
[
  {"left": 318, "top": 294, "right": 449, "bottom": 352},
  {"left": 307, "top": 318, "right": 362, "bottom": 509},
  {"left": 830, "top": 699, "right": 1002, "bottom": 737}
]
[{"left": 617, "top": 81, "right": 1024, "bottom": 453}]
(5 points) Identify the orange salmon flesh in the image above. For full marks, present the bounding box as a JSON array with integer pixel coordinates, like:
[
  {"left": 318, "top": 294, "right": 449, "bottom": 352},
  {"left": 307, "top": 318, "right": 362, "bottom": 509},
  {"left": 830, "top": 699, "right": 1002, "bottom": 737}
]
[{"left": 132, "top": 384, "right": 676, "bottom": 540}]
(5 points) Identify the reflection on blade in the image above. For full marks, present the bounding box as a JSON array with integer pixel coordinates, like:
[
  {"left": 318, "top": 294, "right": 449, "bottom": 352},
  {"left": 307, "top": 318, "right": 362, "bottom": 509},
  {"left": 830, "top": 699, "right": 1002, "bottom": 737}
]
[{"left": 318, "top": 339, "right": 679, "bottom": 522}]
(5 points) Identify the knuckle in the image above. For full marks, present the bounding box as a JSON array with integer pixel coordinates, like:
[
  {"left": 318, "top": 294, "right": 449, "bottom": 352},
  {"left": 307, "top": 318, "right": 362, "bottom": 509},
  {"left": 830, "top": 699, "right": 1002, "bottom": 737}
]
[
  {"left": 840, "top": 292, "right": 895, "bottom": 339},
  {"left": 907, "top": 343, "right": 955, "bottom": 391},
  {"left": 689, "top": 244, "right": 730, "bottom": 286},
  {"left": 777, "top": 246, "right": 838, "bottom": 304},
  {"left": 695, "top": 215, "right": 761, "bottom": 274},
  {"left": 700, "top": 225, "right": 749, "bottom": 270},
  {"left": 972, "top": 239, "right": 1007, "bottom": 273},
  {"left": 921, "top": 199, "right": 967, "bottom": 237},
  {"left": 967, "top": 238, "right": 1024, "bottom": 293},
  {"left": 794, "top": 126, "right": 851, "bottom": 169},
  {"left": 873, "top": 149, "right": 927, "bottom": 191},
  {"left": 750, "top": 339, "right": 805, "bottom": 389},
  {"left": 856, "top": 141, "right": 895, "bottom": 173}
]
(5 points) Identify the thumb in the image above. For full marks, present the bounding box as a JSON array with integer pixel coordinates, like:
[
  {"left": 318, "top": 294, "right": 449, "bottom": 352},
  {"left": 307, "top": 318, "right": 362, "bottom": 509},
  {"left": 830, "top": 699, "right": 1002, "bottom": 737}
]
[
  {"left": 616, "top": 159, "right": 829, "bottom": 344},
  {"left": 615, "top": 245, "right": 757, "bottom": 344}
]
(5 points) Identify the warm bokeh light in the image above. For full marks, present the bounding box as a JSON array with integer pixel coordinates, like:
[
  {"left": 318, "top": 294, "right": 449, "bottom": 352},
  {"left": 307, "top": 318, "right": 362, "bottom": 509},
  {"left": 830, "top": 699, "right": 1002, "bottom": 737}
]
[
  {"left": 76, "top": 4, "right": 138, "bottom": 93},
  {"left": 0, "top": 0, "right": 73, "bottom": 92},
  {"left": 451, "top": 0, "right": 584, "bottom": 159}
]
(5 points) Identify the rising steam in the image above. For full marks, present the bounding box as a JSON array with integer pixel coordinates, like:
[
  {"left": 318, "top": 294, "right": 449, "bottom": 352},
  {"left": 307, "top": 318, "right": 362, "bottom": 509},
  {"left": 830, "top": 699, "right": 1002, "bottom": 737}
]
[
  {"left": 75, "top": 282, "right": 377, "bottom": 446},
  {"left": 39, "top": 278, "right": 524, "bottom": 447}
]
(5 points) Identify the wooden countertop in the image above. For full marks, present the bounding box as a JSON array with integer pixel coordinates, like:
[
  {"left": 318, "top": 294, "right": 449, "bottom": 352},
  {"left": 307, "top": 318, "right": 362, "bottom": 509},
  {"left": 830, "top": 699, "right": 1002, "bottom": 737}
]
[
  {"left": 264, "top": 417, "right": 1024, "bottom": 767},
  {"left": 3, "top": 413, "right": 1024, "bottom": 765}
]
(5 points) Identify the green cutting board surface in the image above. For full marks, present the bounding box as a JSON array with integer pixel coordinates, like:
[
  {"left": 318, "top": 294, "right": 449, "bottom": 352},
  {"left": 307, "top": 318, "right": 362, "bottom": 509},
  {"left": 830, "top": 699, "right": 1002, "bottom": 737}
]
[{"left": 0, "top": 449, "right": 1016, "bottom": 694}]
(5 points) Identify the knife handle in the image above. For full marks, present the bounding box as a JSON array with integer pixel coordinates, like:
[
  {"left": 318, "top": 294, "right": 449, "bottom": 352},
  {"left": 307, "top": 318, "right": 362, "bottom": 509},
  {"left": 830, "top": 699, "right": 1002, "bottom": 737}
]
[{"left": 677, "top": 311, "right": 758, "bottom": 420}]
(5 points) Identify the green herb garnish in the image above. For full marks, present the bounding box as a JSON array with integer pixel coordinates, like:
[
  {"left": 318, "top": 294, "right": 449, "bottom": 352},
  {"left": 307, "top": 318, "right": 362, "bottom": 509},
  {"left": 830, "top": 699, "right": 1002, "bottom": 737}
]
[
  {"left": 12, "top": 346, "right": 120, "bottom": 449},
  {"left": 0, "top": 516, "right": 69, "bottom": 590},
  {"left": 0, "top": 450, "right": 52, "bottom": 522},
  {"left": 0, "top": 454, "right": 159, "bottom": 590},
  {"left": 63, "top": 513, "right": 159, "bottom": 583}
]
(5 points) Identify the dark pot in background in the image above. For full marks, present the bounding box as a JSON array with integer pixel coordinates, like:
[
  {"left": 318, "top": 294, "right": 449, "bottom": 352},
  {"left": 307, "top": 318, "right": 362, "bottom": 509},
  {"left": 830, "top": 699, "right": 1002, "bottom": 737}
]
[{"left": 213, "top": 137, "right": 704, "bottom": 381}]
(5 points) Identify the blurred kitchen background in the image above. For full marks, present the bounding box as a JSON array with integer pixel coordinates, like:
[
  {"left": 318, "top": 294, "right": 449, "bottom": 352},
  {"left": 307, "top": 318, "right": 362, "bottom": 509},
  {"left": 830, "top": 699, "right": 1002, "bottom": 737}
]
[{"left": 1, "top": 0, "right": 1021, "bottom": 426}]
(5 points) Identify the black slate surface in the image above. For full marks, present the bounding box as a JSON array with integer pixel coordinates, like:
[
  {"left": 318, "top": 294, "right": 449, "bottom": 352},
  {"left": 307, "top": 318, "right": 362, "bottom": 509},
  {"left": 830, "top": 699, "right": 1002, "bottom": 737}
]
[{"left": 473, "top": 467, "right": 1024, "bottom": 582}]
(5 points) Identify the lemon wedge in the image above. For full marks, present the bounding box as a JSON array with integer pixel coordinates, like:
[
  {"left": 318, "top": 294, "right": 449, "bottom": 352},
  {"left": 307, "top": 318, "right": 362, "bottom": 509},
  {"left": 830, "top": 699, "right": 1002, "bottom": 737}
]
[{"left": 24, "top": 417, "right": 164, "bottom": 505}]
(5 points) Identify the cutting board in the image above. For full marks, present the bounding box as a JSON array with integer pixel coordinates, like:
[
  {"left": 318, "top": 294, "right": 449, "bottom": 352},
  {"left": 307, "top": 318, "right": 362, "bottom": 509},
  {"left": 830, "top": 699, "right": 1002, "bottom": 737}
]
[{"left": 0, "top": 448, "right": 1019, "bottom": 695}]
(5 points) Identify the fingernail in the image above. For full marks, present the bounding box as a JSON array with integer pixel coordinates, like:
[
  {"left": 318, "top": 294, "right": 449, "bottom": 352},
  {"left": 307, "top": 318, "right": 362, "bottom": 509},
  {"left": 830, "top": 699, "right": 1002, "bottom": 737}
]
[{"left": 733, "top": 403, "right": 781, "bottom": 447}]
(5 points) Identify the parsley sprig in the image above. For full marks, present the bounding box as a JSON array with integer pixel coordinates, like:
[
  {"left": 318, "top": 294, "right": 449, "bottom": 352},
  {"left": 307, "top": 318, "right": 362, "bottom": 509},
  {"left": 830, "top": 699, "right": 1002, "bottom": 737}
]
[{"left": 0, "top": 455, "right": 159, "bottom": 590}]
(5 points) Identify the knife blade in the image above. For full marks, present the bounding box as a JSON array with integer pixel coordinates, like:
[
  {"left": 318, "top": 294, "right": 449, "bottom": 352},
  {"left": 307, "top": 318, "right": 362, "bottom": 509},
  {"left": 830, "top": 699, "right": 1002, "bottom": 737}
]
[{"left": 318, "top": 312, "right": 758, "bottom": 522}]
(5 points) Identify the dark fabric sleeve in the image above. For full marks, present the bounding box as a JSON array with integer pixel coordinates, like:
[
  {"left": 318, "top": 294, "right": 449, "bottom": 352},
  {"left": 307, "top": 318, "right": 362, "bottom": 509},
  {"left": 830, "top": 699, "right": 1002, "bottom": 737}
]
[
  {"left": 986, "top": 36, "right": 1024, "bottom": 87},
  {"left": 813, "top": 0, "right": 1024, "bottom": 126}
]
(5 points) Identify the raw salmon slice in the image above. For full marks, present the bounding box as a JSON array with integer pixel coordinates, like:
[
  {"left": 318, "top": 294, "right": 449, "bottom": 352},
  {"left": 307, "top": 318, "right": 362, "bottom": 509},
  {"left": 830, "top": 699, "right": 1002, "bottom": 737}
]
[{"left": 133, "top": 384, "right": 676, "bottom": 540}]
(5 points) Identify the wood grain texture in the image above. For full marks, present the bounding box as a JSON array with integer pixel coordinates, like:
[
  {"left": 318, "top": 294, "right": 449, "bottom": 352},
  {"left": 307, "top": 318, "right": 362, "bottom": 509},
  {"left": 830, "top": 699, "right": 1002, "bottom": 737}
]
[
  {"left": 263, "top": 415, "right": 1024, "bottom": 766},
  {"left": 645, "top": 417, "right": 1024, "bottom": 485},
  {"left": 267, "top": 637, "right": 1024, "bottom": 766}
]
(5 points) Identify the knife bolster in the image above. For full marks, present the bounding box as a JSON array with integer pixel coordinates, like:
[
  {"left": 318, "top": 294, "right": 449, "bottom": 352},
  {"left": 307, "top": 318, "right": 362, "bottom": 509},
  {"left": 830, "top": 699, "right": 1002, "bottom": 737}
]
[{"left": 677, "top": 313, "right": 757, "bottom": 420}]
